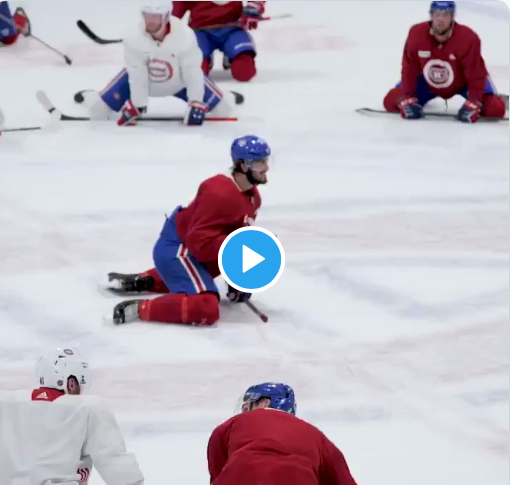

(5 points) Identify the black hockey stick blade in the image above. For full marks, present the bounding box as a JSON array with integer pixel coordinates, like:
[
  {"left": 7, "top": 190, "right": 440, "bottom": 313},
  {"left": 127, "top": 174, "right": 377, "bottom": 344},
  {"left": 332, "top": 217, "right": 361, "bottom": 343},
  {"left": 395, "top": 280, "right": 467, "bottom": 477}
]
[
  {"left": 77, "top": 20, "right": 122, "bottom": 45},
  {"left": 245, "top": 300, "right": 268, "bottom": 323},
  {"left": 356, "top": 107, "right": 509, "bottom": 122}
]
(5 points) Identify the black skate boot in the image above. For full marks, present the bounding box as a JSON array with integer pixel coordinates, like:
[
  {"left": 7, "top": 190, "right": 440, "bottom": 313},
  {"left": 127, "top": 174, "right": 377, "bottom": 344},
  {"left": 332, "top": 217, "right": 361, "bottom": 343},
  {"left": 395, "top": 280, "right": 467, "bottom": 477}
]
[
  {"left": 113, "top": 299, "right": 144, "bottom": 325},
  {"left": 107, "top": 272, "right": 155, "bottom": 293}
]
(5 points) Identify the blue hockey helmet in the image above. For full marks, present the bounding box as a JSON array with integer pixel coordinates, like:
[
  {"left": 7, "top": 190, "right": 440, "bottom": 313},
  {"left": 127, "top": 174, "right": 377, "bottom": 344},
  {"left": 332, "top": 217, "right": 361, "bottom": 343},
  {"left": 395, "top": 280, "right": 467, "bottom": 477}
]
[
  {"left": 242, "top": 382, "right": 297, "bottom": 415},
  {"left": 430, "top": 1, "right": 455, "bottom": 16},
  {"left": 231, "top": 135, "right": 271, "bottom": 168}
]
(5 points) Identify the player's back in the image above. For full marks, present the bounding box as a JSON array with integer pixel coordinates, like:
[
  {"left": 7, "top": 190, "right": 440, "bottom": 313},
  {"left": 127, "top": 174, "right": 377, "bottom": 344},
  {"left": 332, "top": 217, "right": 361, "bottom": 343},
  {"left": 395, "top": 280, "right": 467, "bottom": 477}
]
[
  {"left": 211, "top": 409, "right": 331, "bottom": 485},
  {"left": 0, "top": 393, "right": 138, "bottom": 485}
]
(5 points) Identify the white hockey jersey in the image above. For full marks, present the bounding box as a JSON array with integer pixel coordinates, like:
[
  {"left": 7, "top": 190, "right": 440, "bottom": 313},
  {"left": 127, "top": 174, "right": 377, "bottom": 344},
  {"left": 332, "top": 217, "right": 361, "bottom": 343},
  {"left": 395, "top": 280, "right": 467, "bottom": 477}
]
[
  {"left": 123, "top": 15, "right": 204, "bottom": 108},
  {"left": 0, "top": 393, "right": 144, "bottom": 485}
]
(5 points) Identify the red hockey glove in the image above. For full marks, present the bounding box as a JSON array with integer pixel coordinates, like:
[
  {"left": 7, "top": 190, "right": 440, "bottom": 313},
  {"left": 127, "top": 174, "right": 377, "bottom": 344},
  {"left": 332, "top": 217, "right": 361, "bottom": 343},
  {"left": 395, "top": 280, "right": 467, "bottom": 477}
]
[
  {"left": 227, "top": 285, "right": 252, "bottom": 303},
  {"left": 241, "top": 2, "right": 265, "bottom": 30},
  {"left": 118, "top": 100, "right": 141, "bottom": 126},
  {"left": 13, "top": 7, "right": 31, "bottom": 36},
  {"left": 457, "top": 100, "right": 482, "bottom": 124},
  {"left": 397, "top": 95, "right": 423, "bottom": 119},
  {"left": 184, "top": 100, "right": 208, "bottom": 126}
]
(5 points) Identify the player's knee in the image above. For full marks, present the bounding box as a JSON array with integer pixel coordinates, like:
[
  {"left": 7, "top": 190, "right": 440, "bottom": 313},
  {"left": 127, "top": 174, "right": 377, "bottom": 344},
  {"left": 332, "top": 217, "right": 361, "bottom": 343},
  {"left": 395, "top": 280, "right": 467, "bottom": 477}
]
[
  {"left": 383, "top": 87, "right": 402, "bottom": 112},
  {"left": 230, "top": 53, "right": 256, "bottom": 82},
  {"left": 201, "top": 58, "right": 212, "bottom": 75},
  {"left": 186, "top": 293, "right": 219, "bottom": 325},
  {"left": 481, "top": 94, "right": 506, "bottom": 118}
]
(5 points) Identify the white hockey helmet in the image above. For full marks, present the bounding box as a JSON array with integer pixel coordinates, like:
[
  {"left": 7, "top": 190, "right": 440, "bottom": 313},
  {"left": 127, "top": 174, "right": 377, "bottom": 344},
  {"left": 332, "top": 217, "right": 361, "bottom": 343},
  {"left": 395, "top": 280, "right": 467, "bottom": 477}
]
[
  {"left": 36, "top": 348, "right": 91, "bottom": 394},
  {"left": 141, "top": 1, "right": 172, "bottom": 18}
]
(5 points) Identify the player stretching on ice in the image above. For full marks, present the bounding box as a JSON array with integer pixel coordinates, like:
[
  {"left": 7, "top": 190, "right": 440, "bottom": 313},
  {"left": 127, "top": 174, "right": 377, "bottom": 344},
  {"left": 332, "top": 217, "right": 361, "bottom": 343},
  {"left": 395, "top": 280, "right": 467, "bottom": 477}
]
[
  {"left": 79, "top": 1, "right": 236, "bottom": 126},
  {"left": 383, "top": 1, "right": 506, "bottom": 123},
  {"left": 0, "top": 348, "right": 144, "bottom": 485},
  {"left": 172, "top": 1, "right": 265, "bottom": 82},
  {"left": 207, "top": 382, "right": 359, "bottom": 485},
  {"left": 0, "top": 1, "right": 30, "bottom": 46},
  {"left": 107, "top": 135, "right": 270, "bottom": 326}
]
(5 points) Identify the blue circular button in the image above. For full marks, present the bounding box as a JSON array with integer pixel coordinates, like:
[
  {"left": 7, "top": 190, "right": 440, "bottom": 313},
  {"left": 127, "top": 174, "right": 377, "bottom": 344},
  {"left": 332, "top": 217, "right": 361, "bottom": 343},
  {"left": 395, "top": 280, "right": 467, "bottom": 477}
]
[{"left": 218, "top": 226, "right": 285, "bottom": 293}]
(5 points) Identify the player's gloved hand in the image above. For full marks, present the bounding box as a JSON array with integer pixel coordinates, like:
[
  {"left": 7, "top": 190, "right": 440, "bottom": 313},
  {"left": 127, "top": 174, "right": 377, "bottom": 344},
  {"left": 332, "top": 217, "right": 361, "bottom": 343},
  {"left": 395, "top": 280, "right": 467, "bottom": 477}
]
[
  {"left": 118, "top": 100, "right": 143, "bottom": 126},
  {"left": 397, "top": 95, "right": 423, "bottom": 119},
  {"left": 184, "top": 100, "right": 208, "bottom": 126},
  {"left": 227, "top": 284, "right": 252, "bottom": 303},
  {"left": 457, "top": 100, "right": 482, "bottom": 123},
  {"left": 241, "top": 1, "right": 265, "bottom": 30}
]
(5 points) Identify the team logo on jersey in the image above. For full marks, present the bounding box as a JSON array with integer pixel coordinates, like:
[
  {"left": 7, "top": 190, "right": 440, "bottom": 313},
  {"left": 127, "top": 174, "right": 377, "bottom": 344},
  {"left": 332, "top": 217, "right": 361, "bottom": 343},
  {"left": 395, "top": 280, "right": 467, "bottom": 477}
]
[
  {"left": 148, "top": 59, "right": 174, "bottom": 83},
  {"left": 423, "top": 59, "right": 454, "bottom": 89}
]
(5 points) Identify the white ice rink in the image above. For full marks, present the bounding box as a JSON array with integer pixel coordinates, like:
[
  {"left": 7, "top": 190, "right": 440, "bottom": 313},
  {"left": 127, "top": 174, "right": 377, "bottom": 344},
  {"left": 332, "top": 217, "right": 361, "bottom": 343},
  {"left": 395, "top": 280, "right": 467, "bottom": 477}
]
[{"left": 0, "top": 1, "right": 508, "bottom": 484}]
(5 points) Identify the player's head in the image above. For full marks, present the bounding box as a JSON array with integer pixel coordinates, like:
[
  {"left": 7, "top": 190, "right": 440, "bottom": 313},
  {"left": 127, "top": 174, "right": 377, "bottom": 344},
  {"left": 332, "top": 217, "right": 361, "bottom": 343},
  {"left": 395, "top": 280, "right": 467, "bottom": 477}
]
[
  {"left": 231, "top": 135, "right": 271, "bottom": 186},
  {"left": 141, "top": 1, "right": 171, "bottom": 35},
  {"left": 241, "top": 382, "right": 296, "bottom": 415},
  {"left": 36, "top": 348, "right": 91, "bottom": 395},
  {"left": 430, "top": 1, "right": 455, "bottom": 35}
]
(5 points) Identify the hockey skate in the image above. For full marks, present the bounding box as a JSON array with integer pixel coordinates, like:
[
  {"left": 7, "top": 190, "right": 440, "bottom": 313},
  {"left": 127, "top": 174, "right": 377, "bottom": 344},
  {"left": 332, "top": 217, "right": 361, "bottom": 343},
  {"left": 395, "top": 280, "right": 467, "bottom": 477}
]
[
  {"left": 107, "top": 272, "right": 155, "bottom": 293},
  {"left": 113, "top": 299, "right": 144, "bottom": 324}
]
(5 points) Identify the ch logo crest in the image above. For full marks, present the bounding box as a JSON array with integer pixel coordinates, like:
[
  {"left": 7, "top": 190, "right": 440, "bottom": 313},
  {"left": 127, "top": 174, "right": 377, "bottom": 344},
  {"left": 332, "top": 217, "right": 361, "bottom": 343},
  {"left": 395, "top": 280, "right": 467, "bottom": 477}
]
[
  {"left": 423, "top": 59, "right": 454, "bottom": 89},
  {"left": 149, "top": 59, "right": 174, "bottom": 83}
]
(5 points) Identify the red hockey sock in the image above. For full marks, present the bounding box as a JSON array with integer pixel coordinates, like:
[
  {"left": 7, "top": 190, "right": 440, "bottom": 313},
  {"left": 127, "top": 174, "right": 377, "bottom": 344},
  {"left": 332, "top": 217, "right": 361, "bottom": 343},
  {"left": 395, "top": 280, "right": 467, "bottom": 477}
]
[
  {"left": 139, "top": 293, "right": 219, "bottom": 325},
  {"left": 383, "top": 87, "right": 404, "bottom": 113},
  {"left": 481, "top": 94, "right": 506, "bottom": 118},
  {"left": 230, "top": 53, "right": 257, "bottom": 82},
  {"left": 140, "top": 268, "right": 169, "bottom": 294},
  {"left": 201, "top": 58, "right": 212, "bottom": 75}
]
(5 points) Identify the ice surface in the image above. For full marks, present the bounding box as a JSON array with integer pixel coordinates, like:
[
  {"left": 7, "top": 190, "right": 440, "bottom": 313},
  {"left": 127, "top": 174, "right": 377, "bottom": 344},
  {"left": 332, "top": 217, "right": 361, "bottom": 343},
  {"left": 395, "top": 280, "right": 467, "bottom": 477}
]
[{"left": 0, "top": 1, "right": 508, "bottom": 485}]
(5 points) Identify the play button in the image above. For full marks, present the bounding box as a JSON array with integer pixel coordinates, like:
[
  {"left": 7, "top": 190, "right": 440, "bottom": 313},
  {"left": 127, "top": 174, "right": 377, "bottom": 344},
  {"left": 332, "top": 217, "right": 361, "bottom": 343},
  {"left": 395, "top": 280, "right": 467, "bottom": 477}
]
[
  {"left": 219, "top": 226, "right": 285, "bottom": 293},
  {"left": 243, "top": 245, "right": 265, "bottom": 273}
]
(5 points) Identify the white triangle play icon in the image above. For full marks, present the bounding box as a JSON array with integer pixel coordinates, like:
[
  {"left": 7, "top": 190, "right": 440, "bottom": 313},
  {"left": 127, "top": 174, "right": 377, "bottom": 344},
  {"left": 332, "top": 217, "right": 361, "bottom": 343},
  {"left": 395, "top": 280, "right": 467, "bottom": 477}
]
[{"left": 243, "top": 245, "right": 265, "bottom": 273}]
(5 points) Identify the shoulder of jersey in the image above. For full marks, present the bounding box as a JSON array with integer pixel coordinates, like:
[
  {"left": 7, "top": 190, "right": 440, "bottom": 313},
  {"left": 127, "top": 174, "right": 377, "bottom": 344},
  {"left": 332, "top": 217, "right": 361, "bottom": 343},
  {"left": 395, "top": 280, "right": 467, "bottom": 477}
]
[
  {"left": 454, "top": 22, "right": 479, "bottom": 40},
  {"left": 409, "top": 21, "right": 431, "bottom": 35}
]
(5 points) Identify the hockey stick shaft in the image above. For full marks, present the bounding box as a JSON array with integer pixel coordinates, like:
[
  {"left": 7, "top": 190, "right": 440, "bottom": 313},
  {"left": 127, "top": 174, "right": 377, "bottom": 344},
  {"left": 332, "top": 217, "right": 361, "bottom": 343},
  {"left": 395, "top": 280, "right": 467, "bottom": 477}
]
[
  {"left": 0, "top": 12, "right": 72, "bottom": 64},
  {"left": 196, "top": 13, "right": 293, "bottom": 30},
  {"left": 3, "top": 126, "right": 42, "bottom": 132},
  {"left": 77, "top": 13, "right": 293, "bottom": 43},
  {"left": 245, "top": 301, "right": 269, "bottom": 323},
  {"left": 35, "top": 91, "right": 238, "bottom": 122}
]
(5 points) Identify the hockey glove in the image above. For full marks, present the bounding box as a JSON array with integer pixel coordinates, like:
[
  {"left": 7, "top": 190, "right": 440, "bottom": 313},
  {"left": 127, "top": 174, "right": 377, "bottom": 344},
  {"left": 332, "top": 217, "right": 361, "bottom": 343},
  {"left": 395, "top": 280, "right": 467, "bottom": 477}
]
[
  {"left": 241, "top": 1, "right": 265, "bottom": 30},
  {"left": 457, "top": 100, "right": 482, "bottom": 124},
  {"left": 184, "top": 100, "right": 208, "bottom": 126},
  {"left": 397, "top": 96, "right": 423, "bottom": 120},
  {"left": 227, "top": 285, "right": 252, "bottom": 303},
  {"left": 118, "top": 100, "right": 143, "bottom": 126}
]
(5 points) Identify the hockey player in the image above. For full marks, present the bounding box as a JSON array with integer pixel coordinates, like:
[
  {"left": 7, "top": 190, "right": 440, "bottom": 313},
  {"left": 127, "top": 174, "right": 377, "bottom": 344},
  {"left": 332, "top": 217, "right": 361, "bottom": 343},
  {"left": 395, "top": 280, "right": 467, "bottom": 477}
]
[
  {"left": 383, "top": 1, "right": 506, "bottom": 123},
  {"left": 0, "top": 347, "right": 144, "bottom": 485},
  {"left": 83, "top": 1, "right": 234, "bottom": 126},
  {"left": 172, "top": 1, "right": 265, "bottom": 82},
  {"left": 0, "top": 1, "right": 30, "bottom": 45},
  {"left": 208, "top": 382, "right": 359, "bottom": 485},
  {"left": 107, "top": 135, "right": 270, "bottom": 326}
]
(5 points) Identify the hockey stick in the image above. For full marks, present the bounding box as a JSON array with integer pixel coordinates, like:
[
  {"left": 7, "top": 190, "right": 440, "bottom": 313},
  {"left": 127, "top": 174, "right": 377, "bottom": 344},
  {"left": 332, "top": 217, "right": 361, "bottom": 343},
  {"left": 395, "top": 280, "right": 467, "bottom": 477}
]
[
  {"left": 77, "top": 13, "right": 293, "bottom": 45},
  {"left": 76, "top": 20, "right": 122, "bottom": 45},
  {"left": 0, "top": 12, "right": 72, "bottom": 64},
  {"left": 356, "top": 107, "right": 509, "bottom": 122},
  {"left": 3, "top": 126, "right": 42, "bottom": 132},
  {"left": 36, "top": 90, "right": 238, "bottom": 122},
  {"left": 245, "top": 300, "right": 268, "bottom": 323},
  {"left": 196, "top": 13, "right": 293, "bottom": 30}
]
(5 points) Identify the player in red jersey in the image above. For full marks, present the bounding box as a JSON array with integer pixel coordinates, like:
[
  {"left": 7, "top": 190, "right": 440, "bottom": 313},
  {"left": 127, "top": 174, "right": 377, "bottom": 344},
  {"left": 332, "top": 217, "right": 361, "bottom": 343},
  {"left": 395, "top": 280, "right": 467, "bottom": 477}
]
[
  {"left": 207, "top": 382, "right": 359, "bottom": 485},
  {"left": 383, "top": 1, "right": 506, "bottom": 123},
  {"left": 172, "top": 1, "right": 266, "bottom": 81},
  {"left": 107, "top": 135, "right": 270, "bottom": 326},
  {"left": 0, "top": 2, "right": 30, "bottom": 45}
]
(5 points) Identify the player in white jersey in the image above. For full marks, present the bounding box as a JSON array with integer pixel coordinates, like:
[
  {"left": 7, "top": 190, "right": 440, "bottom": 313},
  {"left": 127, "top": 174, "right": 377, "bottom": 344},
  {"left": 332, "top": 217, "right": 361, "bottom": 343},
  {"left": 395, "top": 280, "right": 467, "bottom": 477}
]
[
  {"left": 81, "top": 1, "right": 235, "bottom": 126},
  {"left": 0, "top": 348, "right": 144, "bottom": 485}
]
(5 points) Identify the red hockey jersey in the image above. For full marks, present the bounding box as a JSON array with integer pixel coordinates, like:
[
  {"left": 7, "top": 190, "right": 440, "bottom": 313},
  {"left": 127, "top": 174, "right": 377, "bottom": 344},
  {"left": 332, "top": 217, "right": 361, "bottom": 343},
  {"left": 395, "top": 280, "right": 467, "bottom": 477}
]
[
  {"left": 208, "top": 409, "right": 358, "bottom": 485},
  {"left": 401, "top": 22, "right": 489, "bottom": 103},
  {"left": 173, "top": 2, "right": 265, "bottom": 29},
  {"left": 175, "top": 174, "right": 261, "bottom": 276}
]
